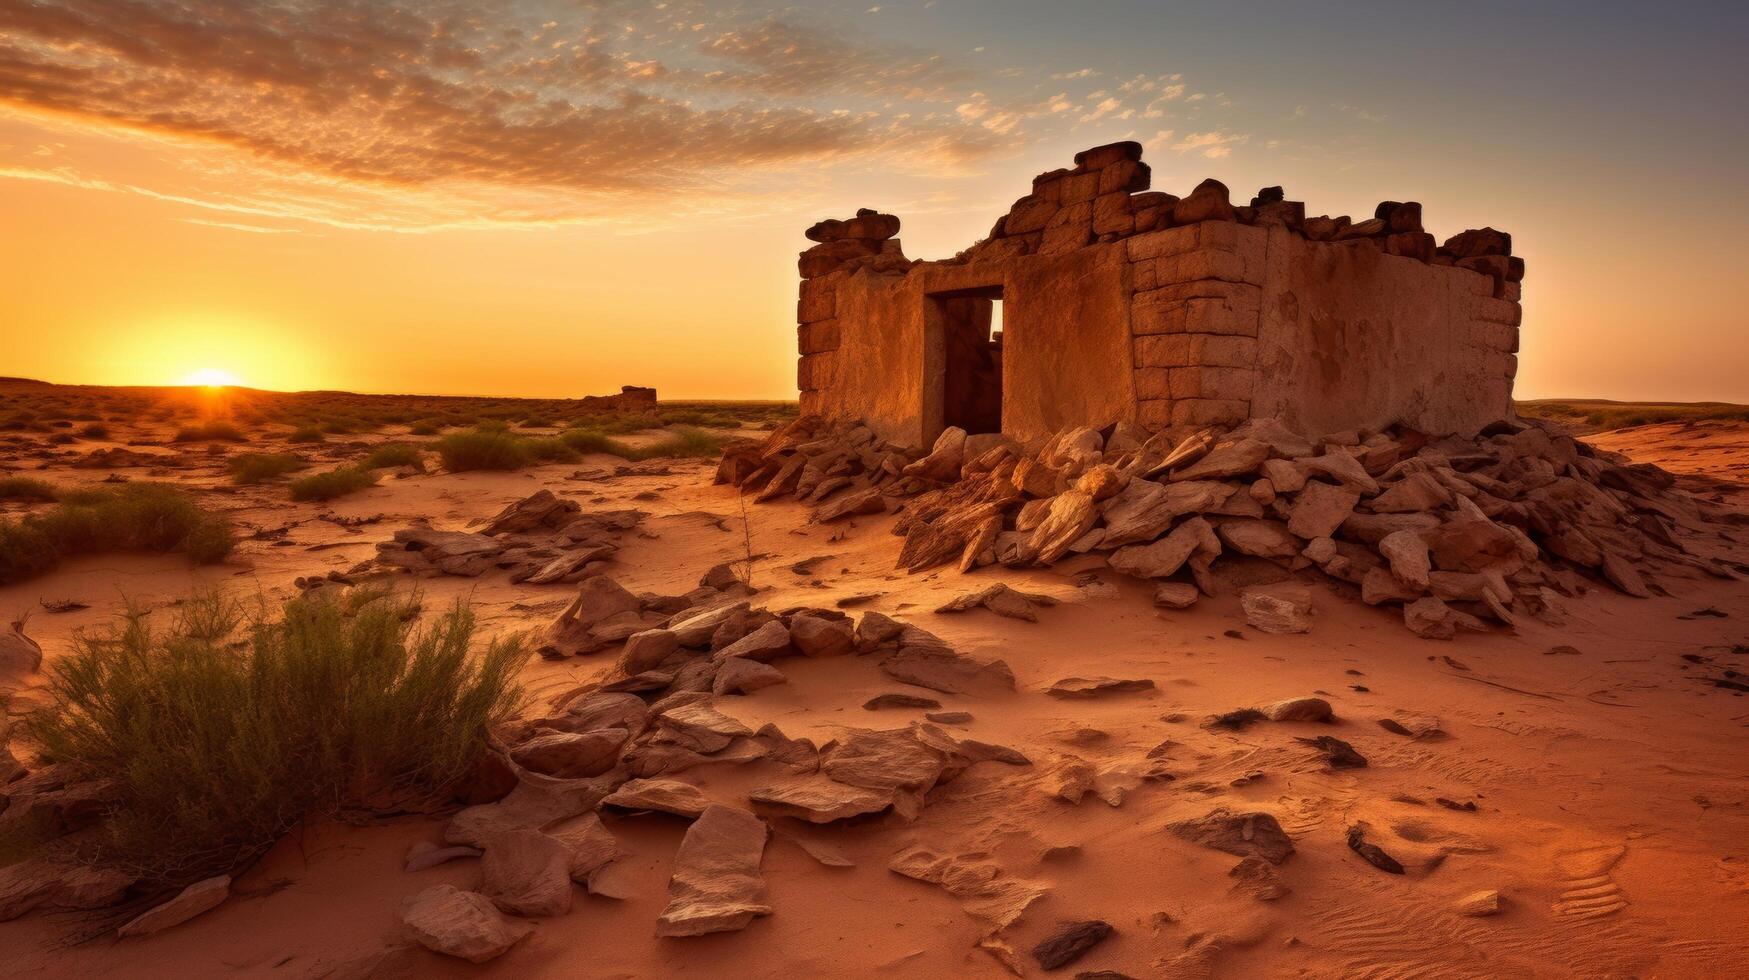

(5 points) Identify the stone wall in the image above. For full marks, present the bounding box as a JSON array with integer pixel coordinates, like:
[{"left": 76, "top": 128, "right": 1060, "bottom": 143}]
[{"left": 794, "top": 142, "right": 1523, "bottom": 446}]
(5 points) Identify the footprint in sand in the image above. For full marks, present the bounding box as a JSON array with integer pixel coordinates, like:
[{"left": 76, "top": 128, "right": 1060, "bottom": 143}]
[{"left": 1552, "top": 844, "right": 1628, "bottom": 921}]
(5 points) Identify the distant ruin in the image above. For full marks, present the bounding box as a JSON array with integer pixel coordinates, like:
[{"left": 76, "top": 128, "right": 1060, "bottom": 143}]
[
  {"left": 794, "top": 142, "right": 1522, "bottom": 446},
  {"left": 582, "top": 385, "right": 658, "bottom": 412}
]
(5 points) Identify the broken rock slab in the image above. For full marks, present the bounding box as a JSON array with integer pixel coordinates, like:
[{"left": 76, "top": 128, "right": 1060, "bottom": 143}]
[
  {"left": 600, "top": 777, "right": 710, "bottom": 818},
  {"left": 655, "top": 804, "right": 771, "bottom": 937},
  {"left": 479, "top": 828, "right": 575, "bottom": 917},
  {"left": 116, "top": 875, "right": 230, "bottom": 938},
  {"left": 1240, "top": 584, "right": 1313, "bottom": 634},
  {"left": 1032, "top": 919, "right": 1114, "bottom": 970},
  {"left": 1167, "top": 809, "right": 1295, "bottom": 865},
  {"left": 400, "top": 884, "right": 534, "bottom": 963},
  {"left": 749, "top": 776, "right": 894, "bottom": 823},
  {"left": 935, "top": 583, "right": 1057, "bottom": 622},
  {"left": 1047, "top": 676, "right": 1156, "bottom": 698}
]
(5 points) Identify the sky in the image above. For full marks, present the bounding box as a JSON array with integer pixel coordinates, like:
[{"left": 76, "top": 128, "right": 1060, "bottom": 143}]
[{"left": 1, "top": 0, "right": 1745, "bottom": 401}]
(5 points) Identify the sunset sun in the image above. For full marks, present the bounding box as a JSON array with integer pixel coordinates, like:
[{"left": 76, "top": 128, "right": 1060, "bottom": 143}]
[{"left": 181, "top": 367, "right": 241, "bottom": 388}]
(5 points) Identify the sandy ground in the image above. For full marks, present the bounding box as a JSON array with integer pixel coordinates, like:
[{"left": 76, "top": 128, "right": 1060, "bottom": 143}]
[{"left": 2, "top": 414, "right": 1747, "bottom": 978}]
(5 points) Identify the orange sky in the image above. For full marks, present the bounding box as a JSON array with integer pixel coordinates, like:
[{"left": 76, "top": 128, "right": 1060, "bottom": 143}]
[{"left": 1, "top": 1, "right": 1744, "bottom": 402}]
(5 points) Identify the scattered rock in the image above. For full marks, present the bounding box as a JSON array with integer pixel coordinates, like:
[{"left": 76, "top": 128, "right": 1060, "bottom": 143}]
[
  {"left": 510, "top": 729, "right": 627, "bottom": 779},
  {"left": 712, "top": 658, "right": 786, "bottom": 696},
  {"left": 1240, "top": 584, "right": 1312, "bottom": 634},
  {"left": 116, "top": 875, "right": 230, "bottom": 938},
  {"left": 0, "top": 618, "right": 43, "bottom": 684},
  {"left": 1167, "top": 809, "right": 1295, "bottom": 865},
  {"left": 400, "top": 885, "right": 534, "bottom": 963},
  {"left": 600, "top": 778, "right": 710, "bottom": 818},
  {"left": 1345, "top": 824, "right": 1405, "bottom": 874},
  {"left": 1261, "top": 696, "right": 1333, "bottom": 723},
  {"left": 1296, "top": 735, "right": 1367, "bottom": 768},
  {"left": 479, "top": 828, "right": 575, "bottom": 917},
  {"left": 655, "top": 804, "right": 771, "bottom": 937},
  {"left": 864, "top": 693, "right": 942, "bottom": 711},
  {"left": 749, "top": 776, "right": 893, "bottom": 823},
  {"left": 1454, "top": 889, "right": 1502, "bottom": 917},
  {"left": 1047, "top": 676, "right": 1156, "bottom": 698},
  {"left": 405, "top": 842, "right": 482, "bottom": 873},
  {"left": 1032, "top": 919, "right": 1114, "bottom": 970},
  {"left": 935, "top": 583, "right": 1057, "bottom": 622}
]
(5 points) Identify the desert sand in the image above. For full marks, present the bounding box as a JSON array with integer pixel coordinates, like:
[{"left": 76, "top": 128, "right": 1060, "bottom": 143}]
[{"left": 2, "top": 390, "right": 1747, "bottom": 979}]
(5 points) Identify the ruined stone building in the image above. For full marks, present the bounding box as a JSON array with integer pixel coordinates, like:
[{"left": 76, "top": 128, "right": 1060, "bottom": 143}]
[{"left": 794, "top": 142, "right": 1523, "bottom": 447}]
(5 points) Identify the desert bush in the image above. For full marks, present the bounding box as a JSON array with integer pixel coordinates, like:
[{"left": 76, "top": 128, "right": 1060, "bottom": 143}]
[
  {"left": 288, "top": 465, "right": 378, "bottom": 502},
  {"left": 408, "top": 417, "right": 448, "bottom": 436},
  {"left": 519, "top": 416, "right": 556, "bottom": 429},
  {"left": 0, "top": 476, "right": 60, "bottom": 502},
  {"left": 24, "top": 592, "right": 527, "bottom": 885},
  {"left": 522, "top": 437, "right": 578, "bottom": 463},
  {"left": 229, "top": 453, "right": 308, "bottom": 485},
  {"left": 78, "top": 422, "right": 109, "bottom": 439},
  {"left": 633, "top": 427, "right": 730, "bottom": 460},
  {"left": 363, "top": 444, "right": 423, "bottom": 471},
  {"left": 0, "top": 484, "right": 234, "bottom": 583},
  {"left": 172, "top": 421, "right": 245, "bottom": 443},
  {"left": 435, "top": 428, "right": 527, "bottom": 471},
  {"left": 559, "top": 428, "right": 621, "bottom": 455},
  {"left": 288, "top": 425, "right": 325, "bottom": 443}
]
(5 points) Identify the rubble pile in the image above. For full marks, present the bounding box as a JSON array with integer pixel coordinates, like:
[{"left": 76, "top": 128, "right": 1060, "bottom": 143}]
[
  {"left": 724, "top": 415, "right": 1746, "bottom": 637},
  {"left": 367, "top": 490, "right": 645, "bottom": 584}
]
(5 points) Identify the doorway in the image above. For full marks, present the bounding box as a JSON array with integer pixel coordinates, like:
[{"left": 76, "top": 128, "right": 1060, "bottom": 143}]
[{"left": 931, "top": 286, "right": 1004, "bottom": 436}]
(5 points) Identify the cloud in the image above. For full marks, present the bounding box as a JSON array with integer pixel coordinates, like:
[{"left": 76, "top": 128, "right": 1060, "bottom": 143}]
[
  {"left": 0, "top": 0, "right": 997, "bottom": 228},
  {"left": 1172, "top": 130, "right": 1249, "bottom": 159}
]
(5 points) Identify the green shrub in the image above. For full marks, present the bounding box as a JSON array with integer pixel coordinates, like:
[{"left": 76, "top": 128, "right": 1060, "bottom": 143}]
[
  {"left": 435, "top": 428, "right": 530, "bottom": 471},
  {"left": 363, "top": 444, "right": 423, "bottom": 471},
  {"left": 24, "top": 592, "right": 527, "bottom": 885},
  {"left": 0, "top": 476, "right": 59, "bottom": 502},
  {"left": 519, "top": 416, "right": 556, "bottom": 429},
  {"left": 559, "top": 428, "right": 620, "bottom": 455},
  {"left": 0, "top": 484, "right": 234, "bottom": 583},
  {"left": 172, "top": 421, "right": 245, "bottom": 443},
  {"left": 288, "top": 425, "right": 325, "bottom": 443},
  {"left": 288, "top": 465, "right": 377, "bottom": 502},
  {"left": 228, "top": 453, "right": 307, "bottom": 485},
  {"left": 408, "top": 418, "right": 447, "bottom": 436},
  {"left": 522, "top": 437, "right": 578, "bottom": 463},
  {"left": 632, "top": 427, "right": 729, "bottom": 460}
]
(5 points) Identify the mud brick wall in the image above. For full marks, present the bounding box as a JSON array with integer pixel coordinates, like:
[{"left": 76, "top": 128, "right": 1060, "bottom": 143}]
[{"left": 793, "top": 141, "right": 1525, "bottom": 445}]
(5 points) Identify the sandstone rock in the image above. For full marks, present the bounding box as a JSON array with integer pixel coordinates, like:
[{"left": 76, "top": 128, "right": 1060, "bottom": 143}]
[
  {"left": 541, "top": 576, "right": 646, "bottom": 656},
  {"left": 0, "top": 619, "right": 43, "bottom": 684},
  {"left": 1030, "top": 491, "right": 1100, "bottom": 565},
  {"left": 1286, "top": 481, "right": 1361, "bottom": 540},
  {"left": 1241, "top": 584, "right": 1312, "bottom": 634},
  {"left": 788, "top": 614, "right": 855, "bottom": 657},
  {"left": 712, "top": 657, "right": 786, "bottom": 696},
  {"left": 655, "top": 700, "right": 754, "bottom": 753},
  {"left": 865, "top": 693, "right": 942, "bottom": 711},
  {"left": 714, "top": 620, "right": 792, "bottom": 662},
  {"left": 1099, "top": 479, "right": 1230, "bottom": 547},
  {"left": 815, "top": 486, "right": 885, "bottom": 522},
  {"left": 377, "top": 528, "right": 506, "bottom": 577},
  {"left": 619, "top": 628, "right": 682, "bottom": 674},
  {"left": 668, "top": 601, "right": 748, "bottom": 647},
  {"left": 655, "top": 804, "right": 771, "bottom": 937},
  {"left": 1033, "top": 919, "right": 1114, "bottom": 970},
  {"left": 548, "top": 813, "right": 618, "bottom": 885},
  {"left": 1345, "top": 824, "right": 1405, "bottom": 875},
  {"left": 1299, "top": 451, "right": 1379, "bottom": 494},
  {"left": 1110, "top": 516, "right": 1215, "bottom": 579},
  {"left": 935, "top": 583, "right": 1056, "bottom": 621},
  {"left": 1378, "top": 529, "right": 1433, "bottom": 590},
  {"left": 1423, "top": 519, "right": 1523, "bottom": 573},
  {"left": 552, "top": 691, "right": 648, "bottom": 736},
  {"left": 1216, "top": 519, "right": 1300, "bottom": 559},
  {"left": 445, "top": 775, "right": 608, "bottom": 847},
  {"left": 1153, "top": 582, "right": 1201, "bottom": 609},
  {"left": 749, "top": 776, "right": 893, "bottom": 823},
  {"left": 1454, "top": 889, "right": 1502, "bottom": 917},
  {"left": 1371, "top": 471, "right": 1451, "bottom": 513},
  {"left": 1171, "top": 178, "right": 1236, "bottom": 224},
  {"left": 904, "top": 426, "right": 968, "bottom": 482},
  {"left": 888, "top": 846, "right": 1047, "bottom": 931},
  {"left": 510, "top": 729, "right": 627, "bottom": 779},
  {"left": 1047, "top": 676, "right": 1156, "bottom": 698},
  {"left": 116, "top": 875, "right": 229, "bottom": 938},
  {"left": 400, "top": 885, "right": 534, "bottom": 963},
  {"left": 1170, "top": 438, "right": 1269, "bottom": 482},
  {"left": 482, "top": 490, "right": 580, "bottom": 534},
  {"left": 1342, "top": 512, "right": 1441, "bottom": 544},
  {"left": 880, "top": 648, "right": 1015, "bottom": 695},
  {"left": 822, "top": 728, "right": 953, "bottom": 800},
  {"left": 806, "top": 209, "right": 900, "bottom": 243},
  {"left": 1298, "top": 735, "right": 1367, "bottom": 768},
  {"left": 1167, "top": 809, "right": 1295, "bottom": 865},
  {"left": 1075, "top": 464, "right": 1127, "bottom": 502},
  {"left": 600, "top": 778, "right": 709, "bottom": 818},
  {"left": 480, "top": 829, "right": 574, "bottom": 917},
  {"left": 1260, "top": 458, "right": 1307, "bottom": 493},
  {"left": 1403, "top": 597, "right": 1488, "bottom": 639},
  {"left": 405, "top": 842, "right": 482, "bottom": 873},
  {"left": 1262, "top": 696, "right": 1332, "bottom": 722}
]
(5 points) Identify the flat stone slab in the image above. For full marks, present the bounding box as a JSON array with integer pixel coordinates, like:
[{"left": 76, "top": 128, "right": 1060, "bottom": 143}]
[{"left": 655, "top": 804, "right": 771, "bottom": 937}]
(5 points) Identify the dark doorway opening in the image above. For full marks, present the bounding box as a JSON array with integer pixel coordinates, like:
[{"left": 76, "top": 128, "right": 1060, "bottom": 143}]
[{"left": 935, "top": 287, "right": 1004, "bottom": 435}]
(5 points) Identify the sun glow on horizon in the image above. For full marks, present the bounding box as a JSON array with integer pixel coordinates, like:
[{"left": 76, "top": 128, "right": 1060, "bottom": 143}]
[{"left": 181, "top": 367, "right": 242, "bottom": 388}]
